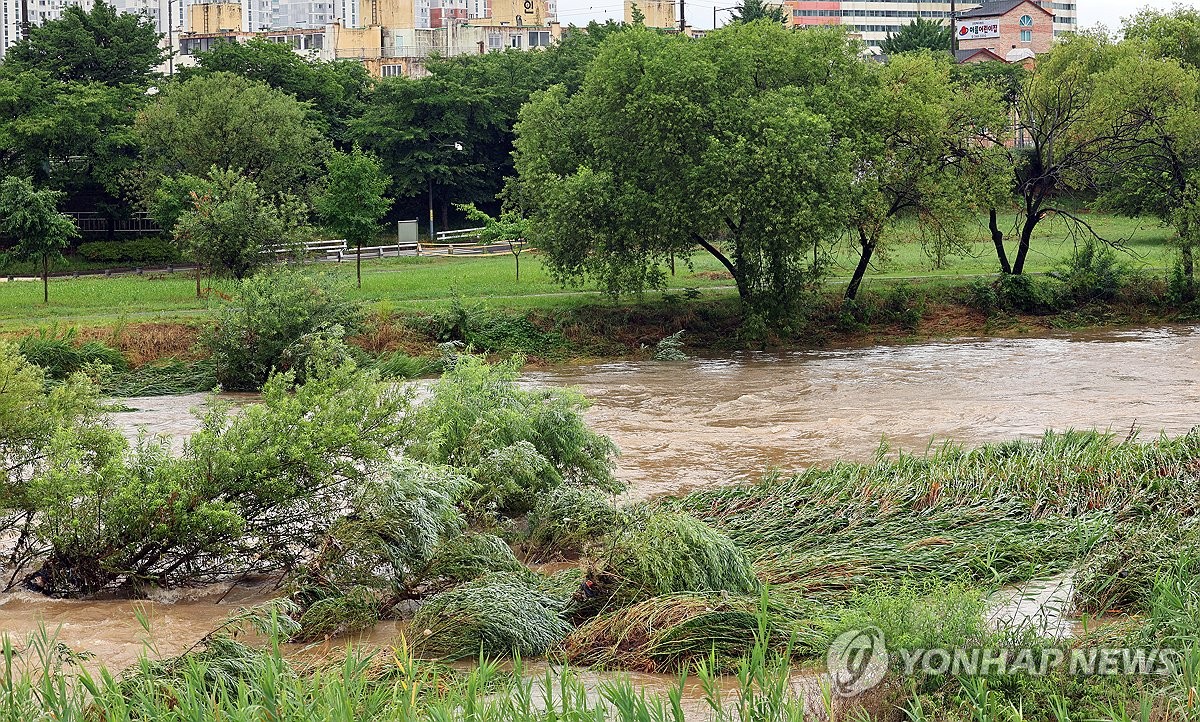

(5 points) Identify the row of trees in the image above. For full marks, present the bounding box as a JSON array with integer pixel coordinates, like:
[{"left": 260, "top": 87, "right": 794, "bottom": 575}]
[
  {"left": 0, "top": 1, "right": 630, "bottom": 299},
  {"left": 4, "top": 0, "right": 1200, "bottom": 318},
  {"left": 509, "top": 9, "right": 1200, "bottom": 319}
]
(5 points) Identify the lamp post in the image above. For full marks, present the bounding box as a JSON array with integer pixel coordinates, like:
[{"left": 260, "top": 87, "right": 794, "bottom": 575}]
[
  {"left": 428, "top": 141, "right": 464, "bottom": 241},
  {"left": 712, "top": 4, "right": 738, "bottom": 28},
  {"left": 166, "top": 0, "right": 177, "bottom": 75}
]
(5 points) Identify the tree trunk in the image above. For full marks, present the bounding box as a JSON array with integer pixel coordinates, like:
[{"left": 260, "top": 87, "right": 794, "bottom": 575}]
[
  {"left": 513, "top": 247, "right": 520, "bottom": 281},
  {"left": 694, "top": 236, "right": 747, "bottom": 301},
  {"left": 356, "top": 242, "right": 362, "bottom": 289},
  {"left": 1011, "top": 213, "right": 1039, "bottom": 275},
  {"left": 989, "top": 209, "right": 1012, "bottom": 274},
  {"left": 1183, "top": 241, "right": 1196, "bottom": 302},
  {"left": 845, "top": 229, "right": 875, "bottom": 301},
  {"left": 195, "top": 265, "right": 202, "bottom": 298},
  {"left": 41, "top": 255, "right": 48, "bottom": 304},
  {"left": 669, "top": 253, "right": 675, "bottom": 276}
]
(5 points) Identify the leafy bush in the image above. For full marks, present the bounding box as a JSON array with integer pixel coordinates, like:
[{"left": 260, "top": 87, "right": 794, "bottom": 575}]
[
  {"left": 411, "top": 571, "right": 573, "bottom": 659},
  {"left": 18, "top": 360, "right": 411, "bottom": 595},
  {"left": 405, "top": 354, "right": 621, "bottom": 516},
  {"left": 421, "top": 297, "right": 566, "bottom": 358},
  {"left": 997, "top": 273, "right": 1055, "bottom": 314},
  {"left": 76, "top": 238, "right": 180, "bottom": 265},
  {"left": 598, "top": 512, "right": 759, "bottom": 599},
  {"left": 1049, "top": 238, "right": 1127, "bottom": 305},
  {"left": 19, "top": 328, "right": 127, "bottom": 378},
  {"left": 202, "top": 268, "right": 363, "bottom": 390}
]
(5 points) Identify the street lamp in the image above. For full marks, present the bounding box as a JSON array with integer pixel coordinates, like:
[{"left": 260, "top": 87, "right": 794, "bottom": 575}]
[
  {"left": 712, "top": 4, "right": 738, "bottom": 28},
  {"left": 428, "top": 141, "right": 464, "bottom": 241},
  {"left": 166, "top": 0, "right": 178, "bottom": 75}
]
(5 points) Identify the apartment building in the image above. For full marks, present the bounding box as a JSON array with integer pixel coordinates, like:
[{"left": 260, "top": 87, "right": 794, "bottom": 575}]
[{"left": 782, "top": 0, "right": 1077, "bottom": 48}]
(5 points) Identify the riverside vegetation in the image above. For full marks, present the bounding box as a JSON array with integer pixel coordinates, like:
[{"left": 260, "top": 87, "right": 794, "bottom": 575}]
[{"left": 4, "top": 290, "right": 1200, "bottom": 719}]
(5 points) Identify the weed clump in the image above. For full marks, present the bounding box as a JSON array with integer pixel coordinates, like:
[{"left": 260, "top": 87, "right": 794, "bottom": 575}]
[
  {"left": 19, "top": 328, "right": 127, "bottom": 378},
  {"left": 405, "top": 354, "right": 621, "bottom": 517},
  {"left": 411, "top": 572, "right": 572, "bottom": 660},
  {"left": 425, "top": 531, "right": 525, "bottom": 584}
]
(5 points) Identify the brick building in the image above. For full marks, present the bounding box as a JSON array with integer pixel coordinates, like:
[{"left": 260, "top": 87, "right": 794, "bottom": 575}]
[
  {"left": 779, "top": 0, "right": 1075, "bottom": 50},
  {"left": 955, "top": 0, "right": 1054, "bottom": 58}
]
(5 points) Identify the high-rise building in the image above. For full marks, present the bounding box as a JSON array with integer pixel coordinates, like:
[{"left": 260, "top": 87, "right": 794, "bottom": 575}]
[{"left": 781, "top": 0, "right": 1077, "bottom": 48}]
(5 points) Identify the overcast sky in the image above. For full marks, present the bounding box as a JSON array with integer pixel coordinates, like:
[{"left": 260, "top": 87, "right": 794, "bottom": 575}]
[{"left": 553, "top": 0, "right": 1200, "bottom": 33}]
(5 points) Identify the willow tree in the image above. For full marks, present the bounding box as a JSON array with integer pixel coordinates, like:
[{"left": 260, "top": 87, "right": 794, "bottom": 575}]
[
  {"left": 1093, "top": 14, "right": 1200, "bottom": 300},
  {"left": 993, "top": 33, "right": 1128, "bottom": 274},
  {"left": 512, "top": 23, "right": 862, "bottom": 322},
  {"left": 844, "top": 51, "right": 1009, "bottom": 300}
]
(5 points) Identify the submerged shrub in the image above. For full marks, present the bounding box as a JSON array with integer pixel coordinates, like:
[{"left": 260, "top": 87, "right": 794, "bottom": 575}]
[
  {"left": 202, "top": 268, "right": 363, "bottom": 390},
  {"left": 526, "top": 484, "right": 626, "bottom": 556},
  {"left": 563, "top": 592, "right": 766, "bottom": 671},
  {"left": 425, "top": 531, "right": 524, "bottom": 584},
  {"left": 412, "top": 572, "right": 572, "bottom": 659},
  {"left": 598, "top": 512, "right": 759, "bottom": 599},
  {"left": 294, "top": 586, "right": 382, "bottom": 642},
  {"left": 405, "top": 354, "right": 621, "bottom": 516}
]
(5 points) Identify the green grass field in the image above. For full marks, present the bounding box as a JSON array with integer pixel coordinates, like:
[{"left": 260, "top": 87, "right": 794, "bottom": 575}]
[{"left": 0, "top": 214, "right": 1176, "bottom": 331}]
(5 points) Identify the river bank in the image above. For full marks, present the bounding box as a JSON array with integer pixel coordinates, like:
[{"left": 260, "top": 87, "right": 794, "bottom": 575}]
[{"left": 3, "top": 326, "right": 1198, "bottom": 720}]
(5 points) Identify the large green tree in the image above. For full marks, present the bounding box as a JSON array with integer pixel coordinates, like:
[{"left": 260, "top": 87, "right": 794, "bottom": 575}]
[
  {"left": 730, "top": 0, "right": 786, "bottom": 25},
  {"left": 351, "top": 23, "right": 622, "bottom": 224},
  {"left": 2, "top": 0, "right": 165, "bottom": 85},
  {"left": 512, "top": 23, "right": 862, "bottom": 320},
  {"left": 0, "top": 177, "right": 78, "bottom": 304},
  {"left": 183, "top": 39, "right": 372, "bottom": 147},
  {"left": 844, "top": 52, "right": 1009, "bottom": 299},
  {"left": 0, "top": 73, "right": 142, "bottom": 211},
  {"left": 134, "top": 72, "right": 328, "bottom": 205},
  {"left": 1093, "top": 43, "right": 1200, "bottom": 298},
  {"left": 315, "top": 148, "right": 392, "bottom": 288}
]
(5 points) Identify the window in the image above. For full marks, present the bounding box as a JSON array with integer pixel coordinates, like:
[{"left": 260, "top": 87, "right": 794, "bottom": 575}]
[
  {"left": 1020, "top": 29, "right": 1032, "bottom": 42},
  {"left": 1019, "top": 14, "right": 1032, "bottom": 26},
  {"left": 510, "top": 34, "right": 521, "bottom": 48},
  {"left": 380, "top": 64, "right": 405, "bottom": 77},
  {"left": 527, "top": 30, "right": 550, "bottom": 47}
]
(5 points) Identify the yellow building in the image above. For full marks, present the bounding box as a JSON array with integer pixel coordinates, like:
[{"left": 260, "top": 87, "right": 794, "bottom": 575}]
[
  {"left": 185, "top": 3, "right": 243, "bottom": 33},
  {"left": 625, "top": 0, "right": 674, "bottom": 29},
  {"left": 475, "top": 0, "right": 548, "bottom": 26}
]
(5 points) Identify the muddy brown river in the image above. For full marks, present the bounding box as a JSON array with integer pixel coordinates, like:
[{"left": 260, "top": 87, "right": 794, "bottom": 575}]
[{"left": 2, "top": 325, "right": 1198, "bottom": 693}]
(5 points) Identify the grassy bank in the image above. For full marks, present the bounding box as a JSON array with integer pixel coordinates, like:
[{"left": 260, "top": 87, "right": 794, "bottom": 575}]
[{"left": 0, "top": 213, "right": 1178, "bottom": 328}]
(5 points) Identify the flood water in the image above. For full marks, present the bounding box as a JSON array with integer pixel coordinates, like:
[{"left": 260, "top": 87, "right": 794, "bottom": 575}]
[{"left": 2, "top": 325, "right": 1198, "bottom": 700}]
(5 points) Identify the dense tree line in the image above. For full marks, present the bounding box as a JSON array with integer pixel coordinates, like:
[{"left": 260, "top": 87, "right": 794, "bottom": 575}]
[{"left": 1, "top": 1, "right": 1199, "bottom": 313}]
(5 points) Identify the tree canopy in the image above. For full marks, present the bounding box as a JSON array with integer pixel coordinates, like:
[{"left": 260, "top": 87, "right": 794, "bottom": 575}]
[
  {"left": 880, "top": 17, "right": 952, "bottom": 56},
  {"left": 512, "top": 23, "right": 865, "bottom": 319},
  {"left": 729, "top": 0, "right": 786, "bottom": 25},
  {"left": 315, "top": 148, "right": 392, "bottom": 287},
  {"left": 134, "top": 72, "right": 328, "bottom": 204},
  {"left": 2, "top": 0, "right": 165, "bottom": 86},
  {"left": 183, "top": 39, "right": 372, "bottom": 146}
]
